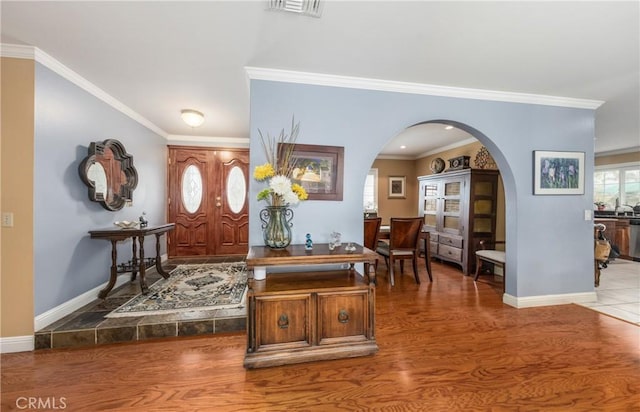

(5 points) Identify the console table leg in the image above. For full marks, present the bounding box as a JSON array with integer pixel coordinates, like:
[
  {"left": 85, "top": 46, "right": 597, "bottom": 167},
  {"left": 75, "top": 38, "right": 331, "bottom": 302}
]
[
  {"left": 130, "top": 238, "right": 138, "bottom": 281},
  {"left": 138, "top": 236, "right": 149, "bottom": 294},
  {"left": 98, "top": 239, "right": 119, "bottom": 299},
  {"left": 155, "top": 233, "right": 170, "bottom": 279}
]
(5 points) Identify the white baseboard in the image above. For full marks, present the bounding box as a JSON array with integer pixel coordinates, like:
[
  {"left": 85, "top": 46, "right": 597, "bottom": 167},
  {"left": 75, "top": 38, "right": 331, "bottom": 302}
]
[
  {"left": 34, "top": 254, "right": 170, "bottom": 331},
  {"left": 34, "top": 274, "right": 132, "bottom": 331},
  {"left": 0, "top": 335, "right": 34, "bottom": 353},
  {"left": 503, "top": 291, "right": 597, "bottom": 308}
]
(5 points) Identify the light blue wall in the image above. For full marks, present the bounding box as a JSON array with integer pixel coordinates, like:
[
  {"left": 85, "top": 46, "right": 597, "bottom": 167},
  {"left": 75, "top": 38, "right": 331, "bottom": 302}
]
[
  {"left": 34, "top": 63, "right": 167, "bottom": 316},
  {"left": 249, "top": 80, "right": 596, "bottom": 298}
]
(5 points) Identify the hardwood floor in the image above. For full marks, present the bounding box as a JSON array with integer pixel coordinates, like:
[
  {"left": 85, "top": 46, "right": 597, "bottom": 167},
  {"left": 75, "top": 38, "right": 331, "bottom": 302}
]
[{"left": 2, "top": 261, "right": 639, "bottom": 411}]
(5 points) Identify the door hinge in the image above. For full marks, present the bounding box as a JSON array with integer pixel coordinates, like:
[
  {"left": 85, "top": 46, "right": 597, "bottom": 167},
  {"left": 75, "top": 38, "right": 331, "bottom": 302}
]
[
  {"left": 168, "top": 158, "right": 172, "bottom": 165},
  {"left": 168, "top": 198, "right": 171, "bottom": 205}
]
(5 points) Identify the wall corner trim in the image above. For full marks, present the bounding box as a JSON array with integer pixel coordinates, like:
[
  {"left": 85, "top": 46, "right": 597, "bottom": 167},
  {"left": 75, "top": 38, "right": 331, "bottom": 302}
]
[
  {"left": 503, "top": 291, "right": 597, "bottom": 308},
  {"left": 245, "top": 66, "right": 604, "bottom": 110},
  {"left": 0, "top": 335, "right": 34, "bottom": 354},
  {"left": 1, "top": 43, "right": 168, "bottom": 139}
]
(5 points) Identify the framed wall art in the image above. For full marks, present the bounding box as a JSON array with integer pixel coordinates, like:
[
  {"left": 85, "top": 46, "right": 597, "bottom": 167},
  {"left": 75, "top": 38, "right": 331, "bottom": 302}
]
[
  {"left": 533, "top": 150, "right": 585, "bottom": 195},
  {"left": 282, "top": 143, "right": 344, "bottom": 201},
  {"left": 388, "top": 176, "right": 406, "bottom": 199}
]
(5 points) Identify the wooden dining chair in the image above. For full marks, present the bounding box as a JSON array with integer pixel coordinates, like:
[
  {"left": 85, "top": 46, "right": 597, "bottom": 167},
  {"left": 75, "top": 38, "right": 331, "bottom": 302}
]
[
  {"left": 376, "top": 217, "right": 422, "bottom": 286},
  {"left": 363, "top": 217, "right": 382, "bottom": 275}
]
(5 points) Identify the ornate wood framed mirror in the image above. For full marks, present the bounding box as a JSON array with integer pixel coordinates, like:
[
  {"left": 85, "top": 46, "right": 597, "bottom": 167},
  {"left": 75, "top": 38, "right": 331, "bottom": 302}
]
[{"left": 78, "top": 139, "right": 138, "bottom": 211}]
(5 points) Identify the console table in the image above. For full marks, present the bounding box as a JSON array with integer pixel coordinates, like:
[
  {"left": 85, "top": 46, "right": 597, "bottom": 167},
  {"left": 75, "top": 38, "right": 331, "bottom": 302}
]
[
  {"left": 89, "top": 223, "right": 175, "bottom": 298},
  {"left": 244, "top": 243, "right": 379, "bottom": 369}
]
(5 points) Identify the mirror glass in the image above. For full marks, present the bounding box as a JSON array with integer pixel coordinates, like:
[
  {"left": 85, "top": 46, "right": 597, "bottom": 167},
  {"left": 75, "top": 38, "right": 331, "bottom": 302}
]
[
  {"left": 87, "top": 162, "right": 107, "bottom": 198},
  {"left": 79, "top": 139, "right": 138, "bottom": 211}
]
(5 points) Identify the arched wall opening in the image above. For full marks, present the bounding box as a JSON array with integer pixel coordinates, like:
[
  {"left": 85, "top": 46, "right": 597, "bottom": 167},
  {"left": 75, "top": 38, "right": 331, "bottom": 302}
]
[
  {"left": 400, "top": 119, "right": 517, "bottom": 288},
  {"left": 249, "top": 78, "right": 597, "bottom": 306}
]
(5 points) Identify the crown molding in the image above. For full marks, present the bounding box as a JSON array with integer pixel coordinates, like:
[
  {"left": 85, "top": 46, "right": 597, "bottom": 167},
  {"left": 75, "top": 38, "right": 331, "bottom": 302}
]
[
  {"left": 594, "top": 146, "right": 640, "bottom": 157},
  {"left": 376, "top": 137, "right": 479, "bottom": 161},
  {"left": 418, "top": 137, "right": 479, "bottom": 159},
  {"left": 245, "top": 67, "right": 604, "bottom": 110},
  {"left": 1, "top": 43, "right": 168, "bottom": 139},
  {"left": 375, "top": 154, "right": 416, "bottom": 161},
  {"left": 166, "top": 135, "right": 250, "bottom": 148},
  {"left": 0, "top": 43, "right": 35, "bottom": 59}
]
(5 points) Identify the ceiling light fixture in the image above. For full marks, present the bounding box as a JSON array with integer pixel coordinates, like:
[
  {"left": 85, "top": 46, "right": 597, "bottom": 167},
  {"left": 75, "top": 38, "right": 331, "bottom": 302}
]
[
  {"left": 181, "top": 109, "right": 205, "bottom": 128},
  {"left": 268, "top": 0, "right": 323, "bottom": 18},
  {"left": 400, "top": 145, "right": 407, "bottom": 149}
]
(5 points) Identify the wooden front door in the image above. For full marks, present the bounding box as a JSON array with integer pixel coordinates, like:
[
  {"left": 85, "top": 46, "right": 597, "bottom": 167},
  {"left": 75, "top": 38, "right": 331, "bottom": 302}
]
[{"left": 168, "top": 146, "right": 249, "bottom": 257}]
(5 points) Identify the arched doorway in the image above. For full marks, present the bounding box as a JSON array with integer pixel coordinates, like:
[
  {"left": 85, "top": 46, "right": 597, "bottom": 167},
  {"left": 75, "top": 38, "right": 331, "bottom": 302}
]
[{"left": 369, "top": 120, "right": 508, "bottom": 290}]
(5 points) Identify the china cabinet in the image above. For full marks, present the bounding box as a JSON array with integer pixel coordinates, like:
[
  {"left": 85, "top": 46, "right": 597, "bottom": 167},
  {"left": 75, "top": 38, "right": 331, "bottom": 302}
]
[{"left": 418, "top": 169, "right": 499, "bottom": 275}]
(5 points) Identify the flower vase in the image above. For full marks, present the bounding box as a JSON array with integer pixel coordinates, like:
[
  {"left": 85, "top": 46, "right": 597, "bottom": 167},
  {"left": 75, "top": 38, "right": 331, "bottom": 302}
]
[{"left": 260, "top": 206, "right": 293, "bottom": 249}]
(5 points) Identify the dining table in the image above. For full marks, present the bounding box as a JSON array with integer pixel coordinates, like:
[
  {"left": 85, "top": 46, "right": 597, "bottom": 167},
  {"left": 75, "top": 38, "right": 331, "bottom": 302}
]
[{"left": 379, "top": 225, "right": 433, "bottom": 281}]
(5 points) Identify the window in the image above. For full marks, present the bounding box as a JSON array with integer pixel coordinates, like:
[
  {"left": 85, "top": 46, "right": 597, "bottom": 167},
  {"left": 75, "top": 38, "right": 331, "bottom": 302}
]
[
  {"left": 594, "top": 163, "right": 640, "bottom": 208},
  {"left": 363, "top": 169, "right": 378, "bottom": 212}
]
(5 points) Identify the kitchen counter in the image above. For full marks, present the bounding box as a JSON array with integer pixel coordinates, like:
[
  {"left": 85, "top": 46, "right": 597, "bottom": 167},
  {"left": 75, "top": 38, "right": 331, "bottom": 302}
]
[
  {"left": 594, "top": 211, "right": 639, "bottom": 219},
  {"left": 594, "top": 218, "right": 631, "bottom": 259}
]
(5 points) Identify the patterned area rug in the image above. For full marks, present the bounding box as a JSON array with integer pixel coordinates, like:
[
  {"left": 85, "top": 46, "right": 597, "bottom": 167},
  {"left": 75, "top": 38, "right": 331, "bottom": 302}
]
[{"left": 106, "top": 262, "right": 247, "bottom": 317}]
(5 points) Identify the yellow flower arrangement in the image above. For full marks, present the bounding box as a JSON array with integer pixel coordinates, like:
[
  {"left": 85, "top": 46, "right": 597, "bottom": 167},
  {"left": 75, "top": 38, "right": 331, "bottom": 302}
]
[{"left": 254, "top": 119, "right": 308, "bottom": 207}]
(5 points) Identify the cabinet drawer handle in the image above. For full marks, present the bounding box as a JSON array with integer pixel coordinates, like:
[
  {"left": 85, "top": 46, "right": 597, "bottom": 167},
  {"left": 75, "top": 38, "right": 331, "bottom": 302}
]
[
  {"left": 338, "top": 309, "right": 350, "bottom": 324},
  {"left": 277, "top": 313, "right": 289, "bottom": 329}
]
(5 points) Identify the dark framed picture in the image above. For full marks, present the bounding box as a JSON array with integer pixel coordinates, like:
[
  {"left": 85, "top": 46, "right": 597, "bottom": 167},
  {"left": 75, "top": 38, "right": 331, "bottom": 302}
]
[
  {"left": 388, "top": 176, "right": 406, "bottom": 199},
  {"left": 282, "top": 143, "right": 344, "bottom": 201},
  {"left": 533, "top": 150, "right": 585, "bottom": 195}
]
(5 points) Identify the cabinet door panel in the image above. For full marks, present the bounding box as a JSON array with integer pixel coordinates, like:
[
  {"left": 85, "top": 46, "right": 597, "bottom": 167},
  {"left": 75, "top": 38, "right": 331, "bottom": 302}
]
[
  {"left": 255, "top": 295, "right": 311, "bottom": 350},
  {"left": 444, "top": 181, "right": 461, "bottom": 196},
  {"left": 317, "top": 291, "right": 367, "bottom": 344}
]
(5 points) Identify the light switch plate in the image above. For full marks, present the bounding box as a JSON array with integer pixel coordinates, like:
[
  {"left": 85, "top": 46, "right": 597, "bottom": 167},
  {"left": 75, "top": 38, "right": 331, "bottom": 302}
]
[
  {"left": 2, "top": 212, "right": 14, "bottom": 227},
  {"left": 584, "top": 209, "right": 592, "bottom": 221}
]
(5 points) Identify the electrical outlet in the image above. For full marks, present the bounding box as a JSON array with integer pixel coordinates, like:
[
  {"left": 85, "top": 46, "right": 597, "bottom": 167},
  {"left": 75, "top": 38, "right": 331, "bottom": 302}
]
[{"left": 2, "top": 212, "right": 14, "bottom": 227}]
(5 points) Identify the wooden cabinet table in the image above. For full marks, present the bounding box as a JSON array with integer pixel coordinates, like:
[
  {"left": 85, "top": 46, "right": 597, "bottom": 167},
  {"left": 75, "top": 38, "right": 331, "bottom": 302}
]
[
  {"left": 244, "top": 243, "right": 379, "bottom": 369},
  {"left": 89, "top": 223, "right": 175, "bottom": 298}
]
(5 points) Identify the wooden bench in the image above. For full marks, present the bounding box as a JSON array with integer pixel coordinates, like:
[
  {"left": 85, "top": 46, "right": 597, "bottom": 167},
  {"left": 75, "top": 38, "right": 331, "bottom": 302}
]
[{"left": 474, "top": 241, "right": 505, "bottom": 287}]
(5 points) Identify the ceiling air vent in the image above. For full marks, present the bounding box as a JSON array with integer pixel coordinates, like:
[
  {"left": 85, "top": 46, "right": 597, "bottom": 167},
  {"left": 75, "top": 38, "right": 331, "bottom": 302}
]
[{"left": 268, "top": 0, "right": 323, "bottom": 18}]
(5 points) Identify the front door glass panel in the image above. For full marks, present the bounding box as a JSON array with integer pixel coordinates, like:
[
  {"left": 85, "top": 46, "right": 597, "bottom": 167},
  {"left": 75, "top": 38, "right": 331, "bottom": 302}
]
[
  {"left": 182, "top": 165, "right": 203, "bottom": 213},
  {"left": 226, "top": 166, "right": 246, "bottom": 214}
]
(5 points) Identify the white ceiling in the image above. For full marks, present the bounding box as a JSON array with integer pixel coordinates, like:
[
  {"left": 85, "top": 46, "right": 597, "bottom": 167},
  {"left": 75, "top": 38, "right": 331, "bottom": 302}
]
[{"left": 2, "top": 1, "right": 638, "bottom": 157}]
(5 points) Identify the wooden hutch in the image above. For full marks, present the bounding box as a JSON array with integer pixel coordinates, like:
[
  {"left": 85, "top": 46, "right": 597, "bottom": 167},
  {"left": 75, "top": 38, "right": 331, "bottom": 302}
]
[{"left": 244, "top": 243, "right": 379, "bottom": 369}]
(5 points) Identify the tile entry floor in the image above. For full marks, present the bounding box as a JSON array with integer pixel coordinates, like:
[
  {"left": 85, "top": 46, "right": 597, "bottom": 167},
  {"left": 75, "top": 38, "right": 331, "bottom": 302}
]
[
  {"left": 577, "top": 258, "right": 640, "bottom": 325},
  {"left": 35, "top": 256, "right": 247, "bottom": 350}
]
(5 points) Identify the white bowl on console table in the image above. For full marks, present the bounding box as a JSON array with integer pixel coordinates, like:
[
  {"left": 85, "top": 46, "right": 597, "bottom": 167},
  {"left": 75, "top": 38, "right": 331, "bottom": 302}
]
[{"left": 114, "top": 221, "right": 139, "bottom": 229}]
